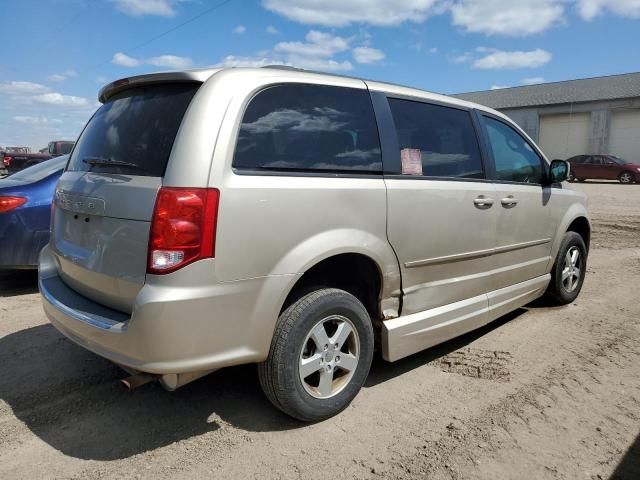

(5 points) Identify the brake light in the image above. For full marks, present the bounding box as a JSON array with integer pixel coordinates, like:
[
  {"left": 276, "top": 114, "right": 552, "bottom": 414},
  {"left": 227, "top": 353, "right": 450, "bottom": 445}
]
[
  {"left": 148, "top": 187, "right": 219, "bottom": 274},
  {"left": 3, "top": 156, "right": 12, "bottom": 166},
  {"left": 0, "top": 196, "right": 27, "bottom": 213}
]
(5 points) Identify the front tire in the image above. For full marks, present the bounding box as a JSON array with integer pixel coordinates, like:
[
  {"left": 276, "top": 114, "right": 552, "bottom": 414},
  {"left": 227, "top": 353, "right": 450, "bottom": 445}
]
[
  {"left": 619, "top": 171, "right": 635, "bottom": 184},
  {"left": 544, "top": 232, "right": 587, "bottom": 305},
  {"left": 258, "top": 288, "right": 374, "bottom": 422}
]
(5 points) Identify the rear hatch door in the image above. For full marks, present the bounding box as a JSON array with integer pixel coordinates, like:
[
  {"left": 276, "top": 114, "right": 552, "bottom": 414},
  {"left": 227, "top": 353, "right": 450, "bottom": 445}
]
[{"left": 51, "top": 82, "right": 200, "bottom": 314}]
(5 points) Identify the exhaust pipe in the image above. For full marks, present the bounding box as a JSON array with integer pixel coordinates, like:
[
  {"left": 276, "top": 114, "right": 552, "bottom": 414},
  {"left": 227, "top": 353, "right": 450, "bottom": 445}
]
[{"left": 120, "top": 373, "right": 159, "bottom": 390}]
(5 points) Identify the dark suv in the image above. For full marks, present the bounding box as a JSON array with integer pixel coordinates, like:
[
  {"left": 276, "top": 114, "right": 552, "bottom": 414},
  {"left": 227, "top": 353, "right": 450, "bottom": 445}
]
[{"left": 567, "top": 155, "right": 639, "bottom": 184}]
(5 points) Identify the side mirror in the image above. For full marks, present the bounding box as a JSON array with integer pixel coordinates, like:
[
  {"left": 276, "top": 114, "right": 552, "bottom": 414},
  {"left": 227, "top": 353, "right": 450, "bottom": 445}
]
[{"left": 548, "top": 159, "right": 569, "bottom": 183}]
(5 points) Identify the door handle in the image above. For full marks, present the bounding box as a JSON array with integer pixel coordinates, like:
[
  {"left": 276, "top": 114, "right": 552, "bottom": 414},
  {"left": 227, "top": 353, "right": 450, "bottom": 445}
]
[
  {"left": 473, "top": 195, "right": 494, "bottom": 208},
  {"left": 501, "top": 196, "right": 518, "bottom": 207}
]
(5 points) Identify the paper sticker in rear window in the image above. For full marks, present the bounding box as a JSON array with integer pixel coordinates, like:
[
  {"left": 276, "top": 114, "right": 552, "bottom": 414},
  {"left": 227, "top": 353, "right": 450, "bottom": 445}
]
[{"left": 401, "top": 148, "right": 422, "bottom": 176}]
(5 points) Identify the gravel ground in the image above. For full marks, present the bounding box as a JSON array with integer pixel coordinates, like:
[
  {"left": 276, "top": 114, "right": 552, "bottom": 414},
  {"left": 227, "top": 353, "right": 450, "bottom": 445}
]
[{"left": 0, "top": 182, "right": 639, "bottom": 480}]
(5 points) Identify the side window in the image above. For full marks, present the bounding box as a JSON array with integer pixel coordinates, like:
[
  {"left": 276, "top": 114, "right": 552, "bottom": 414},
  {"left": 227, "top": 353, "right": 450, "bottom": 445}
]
[
  {"left": 233, "top": 84, "right": 381, "bottom": 173},
  {"left": 387, "top": 98, "right": 484, "bottom": 179},
  {"left": 483, "top": 116, "right": 544, "bottom": 184}
]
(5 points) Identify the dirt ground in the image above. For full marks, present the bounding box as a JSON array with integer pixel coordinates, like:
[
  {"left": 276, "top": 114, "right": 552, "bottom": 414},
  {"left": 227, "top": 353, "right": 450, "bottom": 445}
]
[{"left": 1, "top": 182, "right": 639, "bottom": 480}]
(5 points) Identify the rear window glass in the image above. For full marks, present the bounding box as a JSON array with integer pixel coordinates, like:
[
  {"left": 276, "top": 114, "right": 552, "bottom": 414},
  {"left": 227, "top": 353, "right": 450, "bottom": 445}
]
[
  {"left": 67, "top": 83, "right": 199, "bottom": 176},
  {"left": 233, "top": 84, "right": 382, "bottom": 173}
]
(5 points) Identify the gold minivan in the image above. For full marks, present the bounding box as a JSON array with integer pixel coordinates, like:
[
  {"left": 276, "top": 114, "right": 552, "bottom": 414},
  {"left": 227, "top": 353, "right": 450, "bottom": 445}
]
[{"left": 39, "top": 66, "right": 590, "bottom": 421}]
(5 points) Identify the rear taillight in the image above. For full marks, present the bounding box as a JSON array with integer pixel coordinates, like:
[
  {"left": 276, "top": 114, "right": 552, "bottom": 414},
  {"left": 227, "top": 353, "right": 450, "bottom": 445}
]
[
  {"left": 0, "top": 196, "right": 27, "bottom": 213},
  {"left": 3, "top": 156, "right": 12, "bottom": 166},
  {"left": 147, "top": 187, "right": 219, "bottom": 274}
]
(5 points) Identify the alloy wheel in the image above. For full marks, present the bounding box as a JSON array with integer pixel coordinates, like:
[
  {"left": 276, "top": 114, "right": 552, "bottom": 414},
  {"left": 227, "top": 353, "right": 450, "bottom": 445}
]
[
  {"left": 562, "top": 246, "right": 582, "bottom": 293},
  {"left": 299, "top": 315, "right": 360, "bottom": 399},
  {"left": 619, "top": 172, "right": 633, "bottom": 184}
]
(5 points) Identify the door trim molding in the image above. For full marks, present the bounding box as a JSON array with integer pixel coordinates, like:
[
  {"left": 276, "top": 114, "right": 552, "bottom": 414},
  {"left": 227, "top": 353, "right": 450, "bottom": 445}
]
[{"left": 404, "top": 237, "right": 551, "bottom": 268}]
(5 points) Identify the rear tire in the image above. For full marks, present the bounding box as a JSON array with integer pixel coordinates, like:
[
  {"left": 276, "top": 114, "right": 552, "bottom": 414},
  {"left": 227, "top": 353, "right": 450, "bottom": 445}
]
[
  {"left": 619, "top": 171, "right": 635, "bottom": 184},
  {"left": 568, "top": 171, "right": 576, "bottom": 182},
  {"left": 544, "top": 232, "right": 587, "bottom": 305},
  {"left": 258, "top": 288, "right": 374, "bottom": 422}
]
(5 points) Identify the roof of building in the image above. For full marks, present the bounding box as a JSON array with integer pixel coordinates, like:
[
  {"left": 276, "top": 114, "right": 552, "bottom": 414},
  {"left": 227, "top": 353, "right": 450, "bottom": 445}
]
[{"left": 454, "top": 72, "right": 640, "bottom": 109}]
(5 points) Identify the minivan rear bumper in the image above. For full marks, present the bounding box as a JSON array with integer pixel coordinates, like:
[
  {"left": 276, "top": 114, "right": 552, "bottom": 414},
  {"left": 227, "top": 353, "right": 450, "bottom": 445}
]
[{"left": 39, "top": 245, "right": 297, "bottom": 374}]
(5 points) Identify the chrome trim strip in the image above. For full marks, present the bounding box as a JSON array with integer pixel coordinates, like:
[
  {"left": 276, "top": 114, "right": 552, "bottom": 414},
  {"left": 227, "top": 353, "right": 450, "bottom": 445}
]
[
  {"left": 405, "top": 247, "right": 494, "bottom": 268},
  {"left": 404, "top": 238, "right": 552, "bottom": 268},
  {"left": 403, "top": 256, "right": 550, "bottom": 294},
  {"left": 494, "top": 237, "right": 552, "bottom": 254}
]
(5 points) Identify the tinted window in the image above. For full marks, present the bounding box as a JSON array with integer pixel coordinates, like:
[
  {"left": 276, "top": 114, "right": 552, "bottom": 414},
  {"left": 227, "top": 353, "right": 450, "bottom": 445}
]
[
  {"left": 59, "top": 142, "right": 74, "bottom": 155},
  {"left": 387, "top": 98, "right": 484, "bottom": 178},
  {"left": 568, "top": 155, "right": 586, "bottom": 164},
  {"left": 483, "top": 116, "right": 544, "bottom": 184},
  {"left": 233, "top": 84, "right": 381, "bottom": 173},
  {"left": 7, "top": 156, "right": 67, "bottom": 182},
  {"left": 67, "top": 83, "right": 199, "bottom": 176}
]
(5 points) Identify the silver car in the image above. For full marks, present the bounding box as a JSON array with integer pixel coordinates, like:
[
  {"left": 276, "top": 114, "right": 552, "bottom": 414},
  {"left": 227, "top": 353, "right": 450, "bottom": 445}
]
[{"left": 39, "top": 67, "right": 590, "bottom": 421}]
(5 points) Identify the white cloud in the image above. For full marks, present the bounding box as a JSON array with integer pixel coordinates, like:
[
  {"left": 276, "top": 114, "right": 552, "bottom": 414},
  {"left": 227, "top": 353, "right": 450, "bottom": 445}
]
[
  {"left": 147, "top": 54, "right": 193, "bottom": 69},
  {"left": 491, "top": 85, "right": 510, "bottom": 90},
  {"left": 113, "top": 0, "right": 181, "bottom": 17},
  {"left": 286, "top": 56, "right": 353, "bottom": 71},
  {"left": 521, "top": 76, "right": 546, "bottom": 85},
  {"left": 262, "top": 0, "right": 440, "bottom": 27},
  {"left": 353, "top": 46, "right": 385, "bottom": 64},
  {"left": 112, "top": 52, "right": 192, "bottom": 69},
  {"left": 216, "top": 29, "right": 356, "bottom": 73},
  {"left": 450, "top": 0, "right": 565, "bottom": 36},
  {"left": 275, "top": 30, "right": 351, "bottom": 58},
  {"left": 65, "top": 69, "right": 78, "bottom": 77},
  {"left": 0, "top": 81, "right": 50, "bottom": 95},
  {"left": 429, "top": 47, "right": 438, "bottom": 53},
  {"left": 576, "top": 0, "right": 640, "bottom": 19},
  {"left": 266, "top": 25, "right": 280, "bottom": 34},
  {"left": 13, "top": 116, "right": 61, "bottom": 124},
  {"left": 96, "top": 76, "right": 108, "bottom": 83},
  {"left": 112, "top": 52, "right": 141, "bottom": 67},
  {"left": 48, "top": 74, "right": 66, "bottom": 82},
  {"left": 233, "top": 25, "right": 246, "bottom": 34},
  {"left": 216, "top": 55, "right": 286, "bottom": 68},
  {"left": 32, "top": 93, "right": 89, "bottom": 107},
  {"left": 451, "top": 52, "right": 473, "bottom": 63},
  {"left": 473, "top": 48, "right": 552, "bottom": 69}
]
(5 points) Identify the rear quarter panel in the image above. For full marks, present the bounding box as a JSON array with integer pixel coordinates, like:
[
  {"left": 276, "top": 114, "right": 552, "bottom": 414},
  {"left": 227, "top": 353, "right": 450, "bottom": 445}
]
[{"left": 178, "top": 69, "right": 402, "bottom": 311}]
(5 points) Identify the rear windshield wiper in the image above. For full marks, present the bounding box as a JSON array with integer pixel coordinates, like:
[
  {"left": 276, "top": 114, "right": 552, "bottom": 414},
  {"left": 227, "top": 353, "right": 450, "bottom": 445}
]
[{"left": 82, "top": 156, "right": 147, "bottom": 173}]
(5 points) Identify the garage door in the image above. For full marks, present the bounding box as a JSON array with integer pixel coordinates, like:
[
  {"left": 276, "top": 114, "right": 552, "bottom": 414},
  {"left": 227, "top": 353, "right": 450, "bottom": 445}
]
[
  {"left": 609, "top": 109, "right": 640, "bottom": 163},
  {"left": 539, "top": 113, "right": 590, "bottom": 160}
]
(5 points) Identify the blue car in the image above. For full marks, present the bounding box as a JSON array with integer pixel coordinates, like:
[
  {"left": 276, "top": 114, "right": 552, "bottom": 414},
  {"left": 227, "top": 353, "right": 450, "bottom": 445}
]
[{"left": 0, "top": 155, "right": 67, "bottom": 269}]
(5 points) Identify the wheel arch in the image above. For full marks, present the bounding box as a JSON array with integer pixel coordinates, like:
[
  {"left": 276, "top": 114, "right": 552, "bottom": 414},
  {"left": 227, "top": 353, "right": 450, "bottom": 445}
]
[{"left": 548, "top": 204, "right": 591, "bottom": 271}]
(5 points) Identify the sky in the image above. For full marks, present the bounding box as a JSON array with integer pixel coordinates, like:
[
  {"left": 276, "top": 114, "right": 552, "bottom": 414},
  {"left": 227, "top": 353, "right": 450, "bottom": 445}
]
[{"left": 1, "top": 0, "right": 640, "bottom": 150}]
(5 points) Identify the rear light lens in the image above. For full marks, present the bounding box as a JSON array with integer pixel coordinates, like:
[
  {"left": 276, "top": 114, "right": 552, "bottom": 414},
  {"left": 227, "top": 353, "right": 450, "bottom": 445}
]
[
  {"left": 147, "top": 187, "right": 219, "bottom": 274},
  {"left": 3, "top": 156, "right": 12, "bottom": 166},
  {"left": 0, "top": 196, "right": 27, "bottom": 213}
]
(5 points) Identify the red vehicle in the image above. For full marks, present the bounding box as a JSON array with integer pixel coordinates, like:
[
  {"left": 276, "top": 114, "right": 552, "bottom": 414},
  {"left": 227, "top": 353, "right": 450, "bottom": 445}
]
[
  {"left": 2, "top": 151, "right": 51, "bottom": 175},
  {"left": 567, "top": 155, "right": 640, "bottom": 184}
]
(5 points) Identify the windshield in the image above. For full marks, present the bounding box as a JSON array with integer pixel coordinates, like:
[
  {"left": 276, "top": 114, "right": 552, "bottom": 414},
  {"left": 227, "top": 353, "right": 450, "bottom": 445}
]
[
  {"left": 67, "top": 83, "right": 200, "bottom": 176},
  {"left": 6, "top": 156, "right": 68, "bottom": 182}
]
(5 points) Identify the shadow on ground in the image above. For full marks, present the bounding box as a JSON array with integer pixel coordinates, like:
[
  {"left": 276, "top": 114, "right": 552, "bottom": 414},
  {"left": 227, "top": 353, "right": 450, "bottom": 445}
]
[
  {"left": 0, "top": 305, "right": 530, "bottom": 461},
  {"left": 611, "top": 432, "right": 640, "bottom": 480},
  {"left": 0, "top": 270, "right": 38, "bottom": 297}
]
